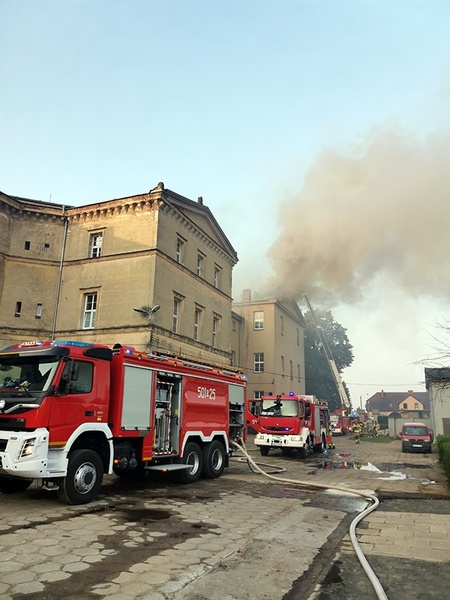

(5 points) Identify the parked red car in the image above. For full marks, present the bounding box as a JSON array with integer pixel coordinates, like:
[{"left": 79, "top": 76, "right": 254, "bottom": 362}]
[{"left": 400, "top": 422, "right": 433, "bottom": 454}]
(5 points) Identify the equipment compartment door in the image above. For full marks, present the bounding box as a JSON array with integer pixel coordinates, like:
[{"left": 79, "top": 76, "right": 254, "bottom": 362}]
[{"left": 121, "top": 365, "right": 153, "bottom": 430}]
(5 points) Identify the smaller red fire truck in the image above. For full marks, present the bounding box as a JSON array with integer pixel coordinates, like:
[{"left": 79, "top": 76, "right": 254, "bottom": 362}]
[
  {"left": 329, "top": 409, "right": 352, "bottom": 435},
  {"left": 247, "top": 393, "right": 329, "bottom": 457},
  {"left": 0, "top": 340, "right": 246, "bottom": 505}
]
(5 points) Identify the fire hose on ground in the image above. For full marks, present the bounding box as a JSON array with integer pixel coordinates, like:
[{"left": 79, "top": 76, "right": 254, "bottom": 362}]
[{"left": 230, "top": 439, "right": 388, "bottom": 600}]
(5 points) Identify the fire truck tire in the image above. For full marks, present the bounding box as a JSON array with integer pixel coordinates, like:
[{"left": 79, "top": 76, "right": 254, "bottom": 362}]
[
  {"left": 259, "top": 446, "right": 269, "bottom": 456},
  {"left": 299, "top": 441, "right": 311, "bottom": 458},
  {"left": 202, "top": 441, "right": 226, "bottom": 479},
  {"left": 313, "top": 436, "right": 326, "bottom": 453},
  {"left": 177, "top": 442, "right": 203, "bottom": 484},
  {"left": 0, "top": 476, "right": 33, "bottom": 494},
  {"left": 57, "top": 449, "right": 104, "bottom": 505}
]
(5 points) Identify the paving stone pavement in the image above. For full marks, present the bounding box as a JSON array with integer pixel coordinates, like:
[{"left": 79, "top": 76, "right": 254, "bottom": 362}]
[{"left": 0, "top": 433, "right": 448, "bottom": 599}]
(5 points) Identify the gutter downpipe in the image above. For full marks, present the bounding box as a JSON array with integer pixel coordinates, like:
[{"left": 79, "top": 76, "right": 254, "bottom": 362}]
[{"left": 51, "top": 207, "right": 68, "bottom": 341}]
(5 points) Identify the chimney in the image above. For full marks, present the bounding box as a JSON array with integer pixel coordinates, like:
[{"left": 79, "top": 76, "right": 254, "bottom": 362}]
[
  {"left": 198, "top": 196, "right": 203, "bottom": 204},
  {"left": 242, "top": 289, "right": 252, "bottom": 302}
]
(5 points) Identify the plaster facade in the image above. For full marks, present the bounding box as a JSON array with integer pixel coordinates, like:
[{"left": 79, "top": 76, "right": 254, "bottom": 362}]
[{"left": 0, "top": 185, "right": 237, "bottom": 364}]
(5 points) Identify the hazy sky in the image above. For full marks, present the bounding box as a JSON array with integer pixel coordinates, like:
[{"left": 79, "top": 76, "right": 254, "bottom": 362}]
[{"left": 2, "top": 1, "right": 450, "bottom": 405}]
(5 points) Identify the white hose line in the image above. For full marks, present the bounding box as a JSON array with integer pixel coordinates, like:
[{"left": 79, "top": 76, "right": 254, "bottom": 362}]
[{"left": 231, "top": 440, "right": 388, "bottom": 600}]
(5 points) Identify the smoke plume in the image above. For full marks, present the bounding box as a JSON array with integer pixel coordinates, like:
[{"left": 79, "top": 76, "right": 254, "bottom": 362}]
[{"left": 267, "top": 125, "right": 450, "bottom": 305}]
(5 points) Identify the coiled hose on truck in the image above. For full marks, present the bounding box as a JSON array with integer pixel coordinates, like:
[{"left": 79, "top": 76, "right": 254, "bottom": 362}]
[{"left": 230, "top": 439, "right": 388, "bottom": 600}]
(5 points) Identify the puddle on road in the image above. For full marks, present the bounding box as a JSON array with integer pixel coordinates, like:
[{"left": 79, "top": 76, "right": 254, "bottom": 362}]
[{"left": 319, "top": 453, "right": 432, "bottom": 473}]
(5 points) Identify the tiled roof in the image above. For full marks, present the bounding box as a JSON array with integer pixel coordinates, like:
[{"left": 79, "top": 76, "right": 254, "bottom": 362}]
[{"left": 366, "top": 391, "right": 429, "bottom": 412}]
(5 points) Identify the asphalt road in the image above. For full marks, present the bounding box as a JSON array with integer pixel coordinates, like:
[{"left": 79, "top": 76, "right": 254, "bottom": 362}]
[{"left": 0, "top": 434, "right": 449, "bottom": 600}]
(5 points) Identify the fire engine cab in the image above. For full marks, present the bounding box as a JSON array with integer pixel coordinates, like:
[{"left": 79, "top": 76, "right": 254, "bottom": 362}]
[
  {"left": 0, "top": 340, "right": 246, "bottom": 504},
  {"left": 247, "top": 393, "right": 329, "bottom": 457}
]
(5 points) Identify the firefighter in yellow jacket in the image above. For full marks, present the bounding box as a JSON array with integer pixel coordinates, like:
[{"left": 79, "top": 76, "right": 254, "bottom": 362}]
[
  {"left": 327, "top": 423, "right": 336, "bottom": 449},
  {"left": 352, "top": 421, "right": 362, "bottom": 444}
]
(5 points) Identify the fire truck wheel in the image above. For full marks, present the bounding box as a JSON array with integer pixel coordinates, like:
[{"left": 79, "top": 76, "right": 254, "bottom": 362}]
[
  {"left": 313, "top": 436, "right": 326, "bottom": 453},
  {"left": 259, "top": 446, "right": 269, "bottom": 456},
  {"left": 0, "top": 476, "right": 33, "bottom": 494},
  {"left": 57, "top": 449, "right": 104, "bottom": 505},
  {"left": 202, "top": 441, "right": 226, "bottom": 479},
  {"left": 177, "top": 442, "right": 203, "bottom": 484},
  {"left": 299, "top": 442, "right": 311, "bottom": 459}
]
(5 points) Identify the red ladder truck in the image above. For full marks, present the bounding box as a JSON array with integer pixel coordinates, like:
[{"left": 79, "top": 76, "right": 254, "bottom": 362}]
[
  {"left": 0, "top": 340, "right": 246, "bottom": 504},
  {"left": 247, "top": 393, "right": 329, "bottom": 457}
]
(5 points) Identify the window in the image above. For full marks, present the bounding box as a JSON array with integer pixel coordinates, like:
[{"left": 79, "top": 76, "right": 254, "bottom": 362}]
[
  {"left": 290, "top": 360, "right": 293, "bottom": 380},
  {"left": 176, "top": 237, "right": 185, "bottom": 264},
  {"left": 254, "top": 311, "right": 264, "bottom": 330},
  {"left": 254, "top": 391, "right": 264, "bottom": 399},
  {"left": 194, "top": 307, "right": 202, "bottom": 341},
  {"left": 281, "top": 356, "right": 285, "bottom": 376},
  {"left": 231, "top": 350, "right": 236, "bottom": 365},
  {"left": 414, "top": 403, "right": 419, "bottom": 410},
  {"left": 44, "top": 243, "right": 50, "bottom": 253},
  {"left": 214, "top": 265, "right": 222, "bottom": 288},
  {"left": 280, "top": 315, "right": 284, "bottom": 335},
  {"left": 197, "top": 252, "right": 205, "bottom": 277},
  {"left": 297, "top": 364, "right": 301, "bottom": 382},
  {"left": 403, "top": 403, "right": 408, "bottom": 410},
  {"left": 212, "top": 315, "right": 221, "bottom": 348},
  {"left": 82, "top": 293, "right": 97, "bottom": 329},
  {"left": 61, "top": 361, "right": 93, "bottom": 394},
  {"left": 254, "top": 353, "right": 264, "bottom": 373},
  {"left": 297, "top": 328, "right": 300, "bottom": 346},
  {"left": 232, "top": 319, "right": 237, "bottom": 331},
  {"left": 24, "top": 241, "right": 30, "bottom": 251},
  {"left": 172, "top": 296, "right": 182, "bottom": 333},
  {"left": 15, "top": 301, "right": 22, "bottom": 317},
  {"left": 35, "top": 303, "right": 43, "bottom": 319},
  {"left": 89, "top": 233, "right": 103, "bottom": 258}
]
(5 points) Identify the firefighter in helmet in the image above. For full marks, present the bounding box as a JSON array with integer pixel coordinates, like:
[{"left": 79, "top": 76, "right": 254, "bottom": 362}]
[
  {"left": 327, "top": 422, "right": 335, "bottom": 449},
  {"left": 352, "top": 420, "right": 362, "bottom": 444},
  {"left": 373, "top": 420, "right": 380, "bottom": 437}
]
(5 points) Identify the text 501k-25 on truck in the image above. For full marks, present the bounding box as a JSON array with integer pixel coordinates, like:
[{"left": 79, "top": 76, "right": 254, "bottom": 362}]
[{"left": 0, "top": 340, "right": 246, "bottom": 504}]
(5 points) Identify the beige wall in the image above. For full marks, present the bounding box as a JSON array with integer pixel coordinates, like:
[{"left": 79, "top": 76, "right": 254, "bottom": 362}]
[
  {"left": 232, "top": 298, "right": 306, "bottom": 398},
  {"left": 0, "top": 195, "right": 65, "bottom": 347},
  {"left": 1, "top": 185, "right": 239, "bottom": 365}
]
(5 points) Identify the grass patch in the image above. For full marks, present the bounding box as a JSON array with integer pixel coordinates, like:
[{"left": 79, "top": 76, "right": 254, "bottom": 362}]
[{"left": 359, "top": 434, "right": 392, "bottom": 443}]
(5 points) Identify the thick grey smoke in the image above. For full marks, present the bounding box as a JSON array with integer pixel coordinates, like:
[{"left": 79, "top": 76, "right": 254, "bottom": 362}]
[{"left": 267, "top": 125, "right": 450, "bottom": 304}]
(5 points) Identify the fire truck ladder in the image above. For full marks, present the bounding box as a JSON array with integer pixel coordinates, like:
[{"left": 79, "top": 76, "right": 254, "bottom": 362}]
[{"left": 302, "top": 294, "right": 352, "bottom": 412}]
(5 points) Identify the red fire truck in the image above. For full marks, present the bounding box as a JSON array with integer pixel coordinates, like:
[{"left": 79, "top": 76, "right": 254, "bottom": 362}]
[
  {"left": 0, "top": 340, "right": 246, "bottom": 504},
  {"left": 247, "top": 393, "right": 329, "bottom": 457}
]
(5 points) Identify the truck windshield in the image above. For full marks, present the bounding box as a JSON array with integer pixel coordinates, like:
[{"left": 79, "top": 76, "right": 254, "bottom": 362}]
[
  {"left": 403, "top": 426, "right": 428, "bottom": 436},
  {"left": 0, "top": 357, "right": 59, "bottom": 393},
  {"left": 260, "top": 399, "right": 298, "bottom": 417}
]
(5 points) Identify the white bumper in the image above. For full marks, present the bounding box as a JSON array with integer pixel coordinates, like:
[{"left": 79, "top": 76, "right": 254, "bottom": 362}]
[
  {"left": 0, "top": 428, "right": 51, "bottom": 479},
  {"left": 254, "top": 432, "right": 307, "bottom": 449}
]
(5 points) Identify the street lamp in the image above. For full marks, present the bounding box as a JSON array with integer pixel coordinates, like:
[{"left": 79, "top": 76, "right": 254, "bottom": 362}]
[{"left": 133, "top": 305, "right": 160, "bottom": 349}]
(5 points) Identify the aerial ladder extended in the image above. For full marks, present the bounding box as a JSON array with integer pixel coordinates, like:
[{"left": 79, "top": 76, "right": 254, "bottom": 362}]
[{"left": 301, "top": 294, "right": 352, "bottom": 413}]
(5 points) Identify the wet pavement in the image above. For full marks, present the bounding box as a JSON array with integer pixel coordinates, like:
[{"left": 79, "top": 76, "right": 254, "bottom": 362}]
[{"left": 0, "top": 433, "right": 448, "bottom": 599}]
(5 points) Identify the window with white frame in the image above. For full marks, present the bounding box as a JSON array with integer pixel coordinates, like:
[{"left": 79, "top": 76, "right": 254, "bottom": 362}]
[
  {"left": 297, "top": 364, "right": 301, "bottom": 382},
  {"left": 35, "top": 303, "right": 43, "bottom": 319},
  {"left": 197, "top": 252, "right": 205, "bottom": 277},
  {"left": 89, "top": 232, "right": 103, "bottom": 258},
  {"left": 15, "top": 301, "right": 22, "bottom": 317},
  {"left": 281, "top": 356, "right": 285, "bottom": 376},
  {"left": 176, "top": 237, "right": 185, "bottom": 264},
  {"left": 194, "top": 306, "right": 202, "bottom": 341},
  {"left": 290, "top": 360, "right": 293, "bottom": 380},
  {"left": 82, "top": 292, "right": 97, "bottom": 329},
  {"left": 172, "top": 295, "right": 182, "bottom": 333},
  {"left": 254, "top": 311, "right": 264, "bottom": 330},
  {"left": 254, "top": 391, "right": 264, "bottom": 399},
  {"left": 254, "top": 352, "right": 264, "bottom": 373},
  {"left": 214, "top": 265, "right": 222, "bottom": 288},
  {"left": 280, "top": 315, "right": 284, "bottom": 335},
  {"left": 212, "top": 315, "right": 221, "bottom": 348}
]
